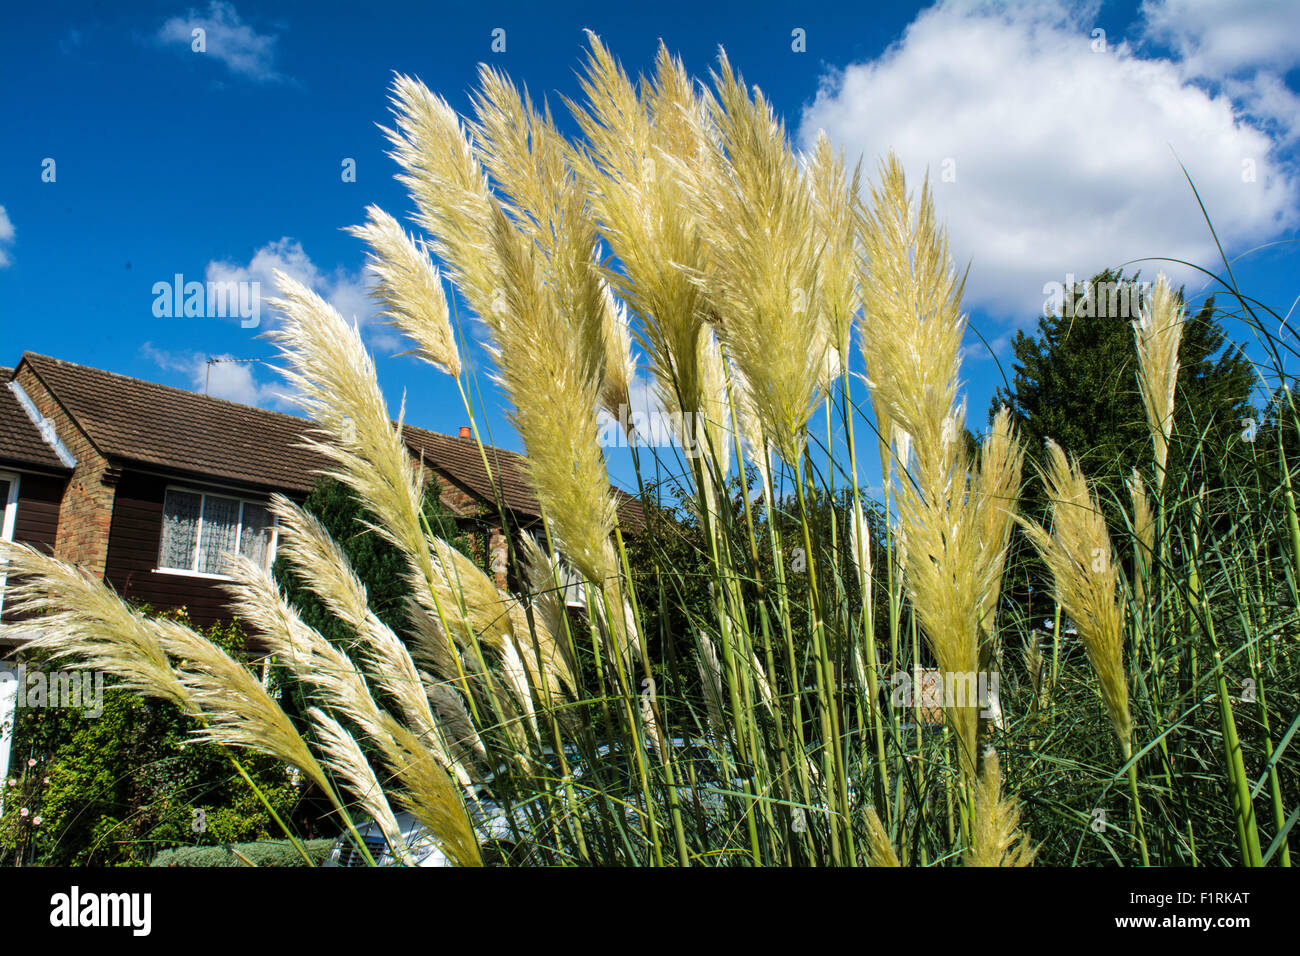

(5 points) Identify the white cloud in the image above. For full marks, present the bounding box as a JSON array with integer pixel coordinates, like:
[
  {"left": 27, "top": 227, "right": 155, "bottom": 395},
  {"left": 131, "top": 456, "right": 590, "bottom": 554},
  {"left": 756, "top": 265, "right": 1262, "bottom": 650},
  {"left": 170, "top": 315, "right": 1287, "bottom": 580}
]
[
  {"left": 1141, "top": 0, "right": 1300, "bottom": 145},
  {"left": 202, "top": 356, "right": 288, "bottom": 407},
  {"left": 141, "top": 343, "right": 293, "bottom": 409},
  {"left": 1140, "top": 0, "right": 1300, "bottom": 78},
  {"left": 613, "top": 373, "right": 679, "bottom": 448},
  {"left": 1226, "top": 72, "right": 1300, "bottom": 145},
  {"left": 205, "top": 238, "right": 398, "bottom": 350},
  {"left": 0, "top": 206, "right": 13, "bottom": 267},
  {"left": 157, "top": 1, "right": 281, "bottom": 82},
  {"left": 798, "top": 0, "right": 1300, "bottom": 322}
]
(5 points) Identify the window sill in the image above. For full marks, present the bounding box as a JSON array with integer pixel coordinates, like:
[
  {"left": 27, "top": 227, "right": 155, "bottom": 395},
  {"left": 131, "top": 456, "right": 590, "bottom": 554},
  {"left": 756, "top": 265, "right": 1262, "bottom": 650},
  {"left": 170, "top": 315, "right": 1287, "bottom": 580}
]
[{"left": 152, "top": 567, "right": 236, "bottom": 582}]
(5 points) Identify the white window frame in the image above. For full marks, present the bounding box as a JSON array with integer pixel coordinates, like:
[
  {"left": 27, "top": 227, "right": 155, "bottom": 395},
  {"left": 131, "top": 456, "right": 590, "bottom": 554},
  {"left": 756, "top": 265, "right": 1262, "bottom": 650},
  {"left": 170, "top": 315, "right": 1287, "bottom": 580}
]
[
  {"left": 0, "top": 470, "right": 20, "bottom": 616},
  {"left": 153, "top": 483, "right": 279, "bottom": 580}
]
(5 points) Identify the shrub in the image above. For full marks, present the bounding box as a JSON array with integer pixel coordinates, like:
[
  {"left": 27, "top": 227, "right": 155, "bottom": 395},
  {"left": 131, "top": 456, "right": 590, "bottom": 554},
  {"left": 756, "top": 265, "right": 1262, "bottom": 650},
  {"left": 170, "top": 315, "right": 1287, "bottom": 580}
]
[
  {"left": 150, "top": 839, "right": 334, "bottom": 868},
  {"left": 0, "top": 610, "right": 313, "bottom": 867}
]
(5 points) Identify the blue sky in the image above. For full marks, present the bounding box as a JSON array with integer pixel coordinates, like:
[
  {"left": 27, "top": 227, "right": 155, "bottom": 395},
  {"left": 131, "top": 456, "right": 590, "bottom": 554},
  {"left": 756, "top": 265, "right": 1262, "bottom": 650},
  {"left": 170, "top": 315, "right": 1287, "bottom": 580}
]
[{"left": 3, "top": 0, "right": 1299, "bottom": 497}]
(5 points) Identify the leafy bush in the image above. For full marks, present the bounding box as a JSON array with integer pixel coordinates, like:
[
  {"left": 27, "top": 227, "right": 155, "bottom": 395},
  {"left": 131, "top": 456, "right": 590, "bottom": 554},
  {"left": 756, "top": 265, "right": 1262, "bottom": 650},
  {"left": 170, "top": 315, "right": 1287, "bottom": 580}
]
[
  {"left": 0, "top": 611, "right": 313, "bottom": 867},
  {"left": 273, "top": 474, "right": 472, "bottom": 644},
  {"left": 150, "top": 839, "right": 334, "bottom": 867}
]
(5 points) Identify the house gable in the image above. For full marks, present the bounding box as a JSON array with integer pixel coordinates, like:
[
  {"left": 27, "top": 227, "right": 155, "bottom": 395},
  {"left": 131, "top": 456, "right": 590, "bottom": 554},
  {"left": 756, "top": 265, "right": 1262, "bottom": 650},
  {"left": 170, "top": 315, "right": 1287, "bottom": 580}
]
[
  {"left": 3, "top": 352, "right": 645, "bottom": 625},
  {"left": 0, "top": 368, "right": 69, "bottom": 563},
  {"left": 11, "top": 360, "right": 116, "bottom": 576}
]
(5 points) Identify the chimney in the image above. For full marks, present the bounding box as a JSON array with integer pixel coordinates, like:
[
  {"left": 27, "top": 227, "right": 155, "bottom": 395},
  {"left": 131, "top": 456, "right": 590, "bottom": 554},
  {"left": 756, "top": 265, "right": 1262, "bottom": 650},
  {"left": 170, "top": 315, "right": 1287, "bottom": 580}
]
[{"left": 458, "top": 425, "right": 472, "bottom": 439}]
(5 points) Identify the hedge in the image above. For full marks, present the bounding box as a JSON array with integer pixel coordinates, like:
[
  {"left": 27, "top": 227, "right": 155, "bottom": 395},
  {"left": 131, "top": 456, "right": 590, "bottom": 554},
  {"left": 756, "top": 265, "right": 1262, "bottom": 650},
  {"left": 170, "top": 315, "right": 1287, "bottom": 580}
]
[{"left": 151, "top": 838, "right": 335, "bottom": 867}]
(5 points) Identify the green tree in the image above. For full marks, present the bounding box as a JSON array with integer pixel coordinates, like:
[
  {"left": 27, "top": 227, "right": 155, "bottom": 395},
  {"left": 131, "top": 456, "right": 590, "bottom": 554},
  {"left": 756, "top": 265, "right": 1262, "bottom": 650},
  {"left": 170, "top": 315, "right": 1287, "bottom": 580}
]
[
  {"left": 988, "top": 269, "right": 1257, "bottom": 636},
  {"left": 272, "top": 474, "right": 471, "bottom": 644},
  {"left": 991, "top": 269, "right": 1256, "bottom": 515}
]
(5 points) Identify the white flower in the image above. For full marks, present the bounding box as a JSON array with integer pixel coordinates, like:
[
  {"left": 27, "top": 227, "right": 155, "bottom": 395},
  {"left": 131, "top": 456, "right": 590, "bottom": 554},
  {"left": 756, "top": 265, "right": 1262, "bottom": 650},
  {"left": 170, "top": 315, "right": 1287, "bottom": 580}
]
[
  {"left": 19, "top": 808, "right": 29, "bottom": 817},
  {"left": 26, "top": 759, "right": 36, "bottom": 768},
  {"left": 32, "top": 816, "right": 42, "bottom": 827}
]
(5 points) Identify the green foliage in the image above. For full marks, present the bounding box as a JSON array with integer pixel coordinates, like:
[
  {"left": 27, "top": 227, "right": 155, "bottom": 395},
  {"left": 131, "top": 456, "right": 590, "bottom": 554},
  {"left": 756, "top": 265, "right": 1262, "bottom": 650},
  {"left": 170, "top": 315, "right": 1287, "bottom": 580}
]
[
  {"left": 150, "top": 838, "right": 334, "bottom": 867},
  {"left": 0, "top": 611, "right": 310, "bottom": 867},
  {"left": 622, "top": 471, "right": 891, "bottom": 741},
  {"left": 992, "top": 270, "right": 1256, "bottom": 511},
  {"left": 272, "top": 474, "right": 470, "bottom": 644},
  {"left": 990, "top": 269, "right": 1259, "bottom": 627}
]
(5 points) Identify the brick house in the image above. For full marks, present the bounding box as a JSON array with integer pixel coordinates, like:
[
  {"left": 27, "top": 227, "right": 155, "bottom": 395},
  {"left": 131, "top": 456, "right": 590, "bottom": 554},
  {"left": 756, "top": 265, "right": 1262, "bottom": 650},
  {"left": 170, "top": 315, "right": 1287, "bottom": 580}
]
[
  {"left": 0, "top": 352, "right": 642, "bottom": 636},
  {"left": 0, "top": 352, "right": 644, "bottom": 792}
]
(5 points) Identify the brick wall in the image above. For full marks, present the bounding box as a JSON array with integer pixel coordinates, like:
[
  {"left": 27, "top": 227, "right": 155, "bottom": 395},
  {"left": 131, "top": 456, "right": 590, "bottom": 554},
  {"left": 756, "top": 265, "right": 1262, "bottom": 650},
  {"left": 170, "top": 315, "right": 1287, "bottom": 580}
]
[
  {"left": 431, "top": 471, "right": 479, "bottom": 517},
  {"left": 488, "top": 526, "right": 509, "bottom": 589},
  {"left": 12, "top": 365, "right": 116, "bottom": 577},
  {"left": 421, "top": 463, "right": 514, "bottom": 589}
]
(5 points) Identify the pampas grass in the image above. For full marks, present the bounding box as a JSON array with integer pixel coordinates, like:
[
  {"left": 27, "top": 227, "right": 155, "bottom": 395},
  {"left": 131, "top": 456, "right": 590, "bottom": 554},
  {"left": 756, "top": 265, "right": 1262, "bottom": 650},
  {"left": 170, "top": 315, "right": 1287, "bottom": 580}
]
[
  {"left": 348, "top": 205, "right": 461, "bottom": 377},
  {"left": 384, "top": 74, "right": 503, "bottom": 330},
  {"left": 598, "top": 275, "right": 636, "bottom": 422},
  {"left": 268, "top": 272, "right": 434, "bottom": 588},
  {"left": 863, "top": 807, "right": 901, "bottom": 867},
  {"left": 1128, "top": 468, "right": 1155, "bottom": 606},
  {"left": 255, "top": 501, "right": 468, "bottom": 775},
  {"left": 0, "top": 542, "right": 188, "bottom": 708},
  {"left": 389, "top": 66, "right": 624, "bottom": 608},
  {"left": 11, "top": 37, "right": 1296, "bottom": 870},
  {"left": 486, "top": 210, "right": 620, "bottom": 590},
  {"left": 2, "top": 503, "right": 485, "bottom": 869},
  {"left": 858, "top": 155, "right": 1000, "bottom": 776},
  {"left": 1021, "top": 442, "right": 1132, "bottom": 752},
  {"left": 570, "top": 36, "right": 714, "bottom": 460},
  {"left": 1133, "top": 274, "right": 1185, "bottom": 494},
  {"left": 975, "top": 408, "right": 1026, "bottom": 665},
  {"left": 966, "top": 752, "right": 1035, "bottom": 867},
  {"left": 1, "top": 543, "right": 326, "bottom": 788},
  {"left": 309, "top": 707, "right": 410, "bottom": 861},
  {"left": 807, "top": 130, "right": 861, "bottom": 365},
  {"left": 0, "top": 544, "right": 338, "bottom": 833},
  {"left": 678, "top": 51, "right": 828, "bottom": 466}
]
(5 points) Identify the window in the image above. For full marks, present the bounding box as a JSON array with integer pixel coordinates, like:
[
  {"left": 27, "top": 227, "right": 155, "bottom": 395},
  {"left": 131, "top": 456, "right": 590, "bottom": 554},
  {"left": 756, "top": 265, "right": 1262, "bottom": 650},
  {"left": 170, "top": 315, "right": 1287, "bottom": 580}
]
[
  {"left": 0, "top": 471, "right": 19, "bottom": 616},
  {"left": 157, "top": 487, "right": 277, "bottom": 577}
]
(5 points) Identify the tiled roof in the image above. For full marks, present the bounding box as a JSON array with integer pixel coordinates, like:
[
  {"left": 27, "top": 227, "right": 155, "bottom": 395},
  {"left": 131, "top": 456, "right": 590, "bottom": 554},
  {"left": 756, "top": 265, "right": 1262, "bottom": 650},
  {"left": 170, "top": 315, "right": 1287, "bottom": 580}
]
[
  {"left": 13, "top": 353, "right": 643, "bottom": 529},
  {"left": 405, "top": 425, "right": 539, "bottom": 516},
  {"left": 404, "top": 425, "right": 645, "bottom": 533},
  {"left": 21, "top": 353, "right": 330, "bottom": 493},
  {"left": 0, "top": 366, "right": 71, "bottom": 473}
]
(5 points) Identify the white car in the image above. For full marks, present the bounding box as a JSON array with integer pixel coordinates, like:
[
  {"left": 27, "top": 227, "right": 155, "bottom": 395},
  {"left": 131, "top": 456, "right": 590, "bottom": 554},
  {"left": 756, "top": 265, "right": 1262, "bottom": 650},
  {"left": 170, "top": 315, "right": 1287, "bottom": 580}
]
[
  {"left": 325, "top": 737, "right": 743, "bottom": 866},
  {"left": 325, "top": 811, "right": 455, "bottom": 867}
]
